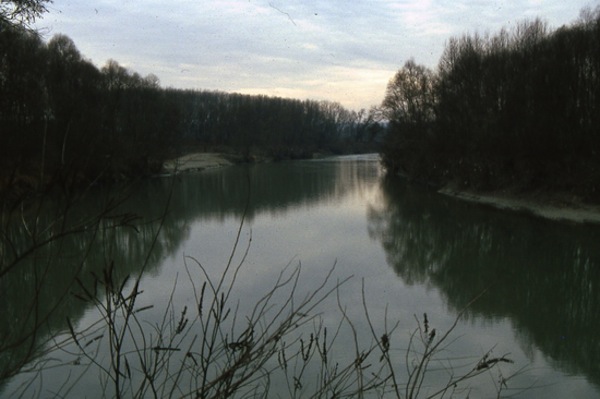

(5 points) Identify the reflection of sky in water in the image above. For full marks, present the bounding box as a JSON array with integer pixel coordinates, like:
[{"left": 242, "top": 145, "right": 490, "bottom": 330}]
[
  {"left": 138, "top": 157, "right": 599, "bottom": 398},
  {"left": 3, "top": 155, "right": 600, "bottom": 398}
]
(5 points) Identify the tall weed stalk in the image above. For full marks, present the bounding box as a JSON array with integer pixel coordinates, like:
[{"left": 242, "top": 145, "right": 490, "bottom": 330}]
[{"left": 1, "top": 174, "right": 521, "bottom": 398}]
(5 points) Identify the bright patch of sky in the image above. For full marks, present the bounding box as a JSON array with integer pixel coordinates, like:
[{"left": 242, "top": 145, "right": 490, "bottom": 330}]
[{"left": 35, "top": 0, "right": 596, "bottom": 110}]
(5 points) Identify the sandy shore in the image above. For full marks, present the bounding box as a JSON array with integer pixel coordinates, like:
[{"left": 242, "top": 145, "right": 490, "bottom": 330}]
[
  {"left": 439, "top": 187, "right": 600, "bottom": 224},
  {"left": 162, "top": 152, "right": 233, "bottom": 174}
]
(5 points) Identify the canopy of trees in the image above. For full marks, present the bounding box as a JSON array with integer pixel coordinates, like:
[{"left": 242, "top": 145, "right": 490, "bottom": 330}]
[
  {"left": 381, "top": 7, "right": 600, "bottom": 201},
  {"left": 0, "top": 20, "right": 382, "bottom": 201}
]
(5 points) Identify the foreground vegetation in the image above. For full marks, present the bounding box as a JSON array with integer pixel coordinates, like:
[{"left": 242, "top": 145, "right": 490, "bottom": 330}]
[
  {"left": 380, "top": 7, "right": 600, "bottom": 202},
  {"left": 1, "top": 190, "right": 517, "bottom": 398}
]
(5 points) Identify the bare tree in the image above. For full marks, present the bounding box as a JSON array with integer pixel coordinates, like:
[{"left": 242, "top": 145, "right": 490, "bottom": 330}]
[{"left": 0, "top": 0, "right": 51, "bottom": 28}]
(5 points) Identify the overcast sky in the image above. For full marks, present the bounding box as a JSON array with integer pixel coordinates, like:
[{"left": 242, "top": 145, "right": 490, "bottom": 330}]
[{"left": 34, "top": 0, "right": 596, "bottom": 110}]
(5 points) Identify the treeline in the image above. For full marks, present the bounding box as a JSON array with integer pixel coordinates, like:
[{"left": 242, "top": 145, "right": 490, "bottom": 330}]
[
  {"left": 163, "top": 90, "right": 381, "bottom": 159},
  {"left": 380, "top": 7, "right": 600, "bottom": 200},
  {"left": 0, "top": 20, "right": 381, "bottom": 198},
  {"left": 1, "top": 25, "right": 175, "bottom": 185}
]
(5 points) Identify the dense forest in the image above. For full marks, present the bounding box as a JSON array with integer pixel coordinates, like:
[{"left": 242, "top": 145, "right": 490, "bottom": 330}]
[
  {"left": 380, "top": 7, "right": 600, "bottom": 201},
  {"left": 0, "top": 18, "right": 381, "bottom": 201}
]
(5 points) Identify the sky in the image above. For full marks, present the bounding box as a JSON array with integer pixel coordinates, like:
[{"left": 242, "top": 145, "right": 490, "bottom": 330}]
[{"left": 34, "top": 0, "right": 597, "bottom": 111}]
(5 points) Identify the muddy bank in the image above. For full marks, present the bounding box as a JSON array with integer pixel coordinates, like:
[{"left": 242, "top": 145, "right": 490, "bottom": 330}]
[
  {"left": 161, "top": 153, "right": 234, "bottom": 174},
  {"left": 439, "top": 187, "right": 600, "bottom": 225}
]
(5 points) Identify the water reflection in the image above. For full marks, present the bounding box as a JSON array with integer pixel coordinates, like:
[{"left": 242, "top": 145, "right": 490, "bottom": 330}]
[
  {"left": 367, "top": 175, "right": 600, "bottom": 385},
  {"left": 158, "top": 155, "right": 380, "bottom": 223},
  {"left": 6, "top": 155, "right": 599, "bottom": 397},
  {"left": 0, "top": 185, "right": 175, "bottom": 382},
  {"left": 0, "top": 155, "right": 380, "bottom": 393}
]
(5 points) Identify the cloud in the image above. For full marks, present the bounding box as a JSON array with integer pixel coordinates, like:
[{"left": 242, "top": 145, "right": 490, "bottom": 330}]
[{"left": 36, "top": 0, "right": 594, "bottom": 110}]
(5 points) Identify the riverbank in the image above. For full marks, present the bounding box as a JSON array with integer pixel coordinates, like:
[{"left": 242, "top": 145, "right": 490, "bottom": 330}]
[
  {"left": 160, "top": 153, "right": 600, "bottom": 225},
  {"left": 161, "top": 152, "right": 235, "bottom": 174},
  {"left": 439, "top": 186, "right": 600, "bottom": 225},
  {"left": 160, "top": 149, "right": 339, "bottom": 174}
]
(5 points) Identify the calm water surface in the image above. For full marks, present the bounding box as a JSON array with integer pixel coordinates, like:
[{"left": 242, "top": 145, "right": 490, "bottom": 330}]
[{"left": 2, "top": 154, "right": 600, "bottom": 398}]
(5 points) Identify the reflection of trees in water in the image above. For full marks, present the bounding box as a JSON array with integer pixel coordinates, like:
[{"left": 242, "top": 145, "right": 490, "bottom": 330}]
[
  {"left": 0, "top": 184, "right": 177, "bottom": 381},
  {"left": 367, "top": 176, "right": 600, "bottom": 385},
  {"left": 159, "top": 157, "right": 381, "bottom": 224},
  {"left": 0, "top": 157, "right": 381, "bottom": 386}
]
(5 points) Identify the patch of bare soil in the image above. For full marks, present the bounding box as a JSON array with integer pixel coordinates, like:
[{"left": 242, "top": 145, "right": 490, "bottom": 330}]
[
  {"left": 439, "top": 187, "right": 600, "bottom": 224},
  {"left": 162, "top": 153, "right": 233, "bottom": 174}
]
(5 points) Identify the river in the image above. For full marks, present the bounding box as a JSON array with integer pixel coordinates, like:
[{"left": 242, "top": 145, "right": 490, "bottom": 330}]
[{"left": 1, "top": 154, "right": 599, "bottom": 398}]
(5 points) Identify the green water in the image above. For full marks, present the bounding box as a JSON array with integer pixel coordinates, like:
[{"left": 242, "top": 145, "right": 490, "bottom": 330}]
[{"left": 2, "top": 154, "right": 599, "bottom": 398}]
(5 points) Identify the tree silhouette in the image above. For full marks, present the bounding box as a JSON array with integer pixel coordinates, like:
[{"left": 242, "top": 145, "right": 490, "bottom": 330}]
[{"left": 0, "top": 0, "right": 51, "bottom": 28}]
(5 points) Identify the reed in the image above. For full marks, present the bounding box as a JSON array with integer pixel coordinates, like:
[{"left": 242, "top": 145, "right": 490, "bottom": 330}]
[{"left": 1, "top": 176, "right": 521, "bottom": 398}]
